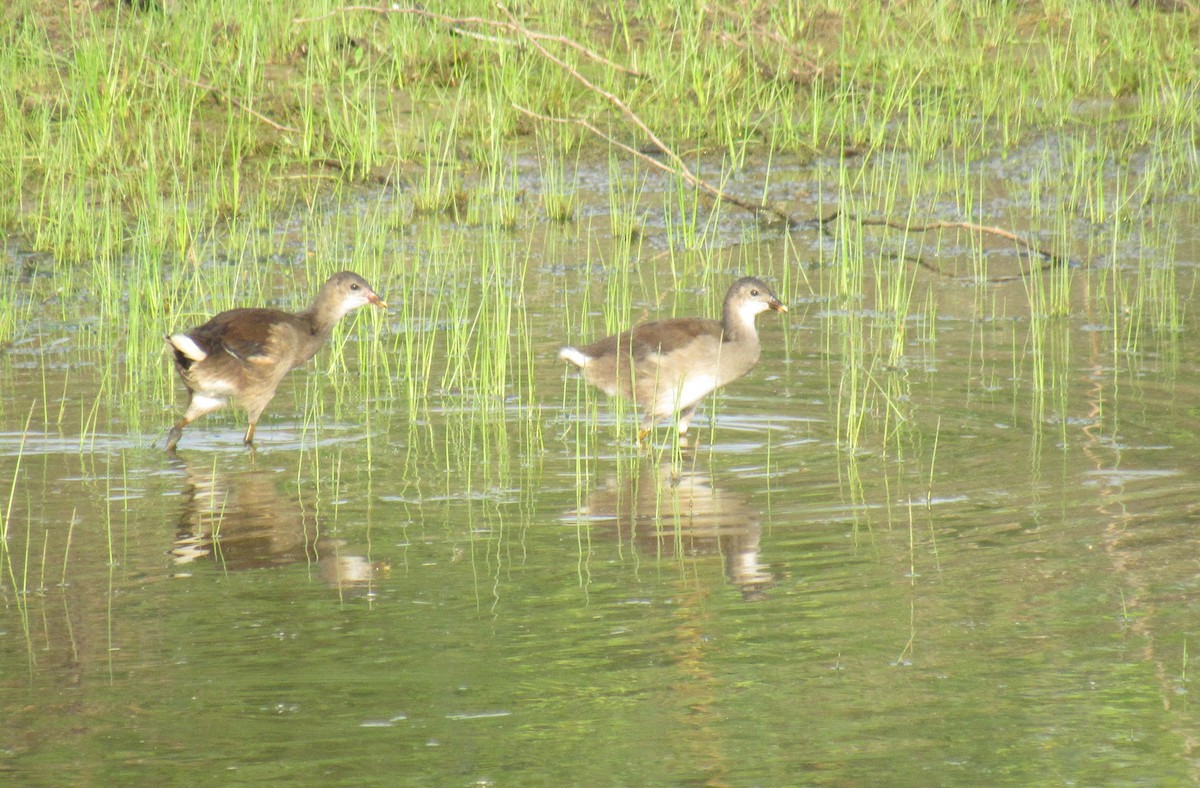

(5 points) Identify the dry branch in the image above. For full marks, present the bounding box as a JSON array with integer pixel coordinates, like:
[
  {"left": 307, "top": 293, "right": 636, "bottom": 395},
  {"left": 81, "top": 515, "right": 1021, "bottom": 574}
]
[
  {"left": 301, "top": 3, "right": 1066, "bottom": 280},
  {"left": 512, "top": 104, "right": 801, "bottom": 227},
  {"left": 832, "top": 211, "right": 1072, "bottom": 272},
  {"left": 498, "top": 4, "right": 801, "bottom": 227}
]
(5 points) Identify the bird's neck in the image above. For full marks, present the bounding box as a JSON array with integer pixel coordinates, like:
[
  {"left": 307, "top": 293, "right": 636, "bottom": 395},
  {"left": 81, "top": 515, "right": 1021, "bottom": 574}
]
[
  {"left": 721, "top": 303, "right": 758, "bottom": 344},
  {"left": 298, "top": 300, "right": 343, "bottom": 338}
]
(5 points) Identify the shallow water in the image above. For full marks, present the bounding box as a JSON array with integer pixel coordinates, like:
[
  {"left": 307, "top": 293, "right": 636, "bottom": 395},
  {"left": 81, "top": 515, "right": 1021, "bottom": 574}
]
[{"left": 3, "top": 148, "right": 1200, "bottom": 784}]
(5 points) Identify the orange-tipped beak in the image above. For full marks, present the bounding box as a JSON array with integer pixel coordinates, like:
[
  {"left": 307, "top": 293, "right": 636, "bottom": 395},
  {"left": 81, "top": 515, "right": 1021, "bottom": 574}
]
[
  {"left": 769, "top": 299, "right": 788, "bottom": 313},
  {"left": 369, "top": 291, "right": 388, "bottom": 308}
]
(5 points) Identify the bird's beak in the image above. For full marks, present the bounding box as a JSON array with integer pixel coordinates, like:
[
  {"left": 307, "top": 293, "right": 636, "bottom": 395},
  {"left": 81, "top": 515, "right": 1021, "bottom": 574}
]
[
  {"left": 769, "top": 298, "right": 788, "bottom": 313},
  {"left": 368, "top": 291, "right": 388, "bottom": 309}
]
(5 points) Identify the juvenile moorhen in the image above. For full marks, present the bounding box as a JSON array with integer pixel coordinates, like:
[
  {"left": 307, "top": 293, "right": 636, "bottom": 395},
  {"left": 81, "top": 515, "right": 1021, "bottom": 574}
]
[
  {"left": 559, "top": 276, "right": 787, "bottom": 441},
  {"left": 165, "top": 271, "right": 386, "bottom": 451}
]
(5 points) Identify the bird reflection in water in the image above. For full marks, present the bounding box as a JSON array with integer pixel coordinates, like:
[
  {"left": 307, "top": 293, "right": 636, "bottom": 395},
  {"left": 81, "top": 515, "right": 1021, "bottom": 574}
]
[
  {"left": 568, "top": 459, "right": 774, "bottom": 599},
  {"left": 170, "top": 457, "right": 388, "bottom": 595}
]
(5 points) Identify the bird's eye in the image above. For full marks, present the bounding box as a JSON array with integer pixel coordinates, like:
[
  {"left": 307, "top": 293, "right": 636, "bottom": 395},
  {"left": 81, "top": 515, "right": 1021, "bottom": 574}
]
[
  {"left": 350, "top": 283, "right": 361, "bottom": 291},
  {"left": 750, "top": 289, "right": 759, "bottom": 297}
]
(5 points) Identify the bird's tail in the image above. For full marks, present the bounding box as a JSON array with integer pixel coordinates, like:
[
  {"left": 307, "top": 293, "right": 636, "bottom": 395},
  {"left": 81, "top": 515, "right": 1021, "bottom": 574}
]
[
  {"left": 558, "top": 347, "right": 590, "bottom": 368},
  {"left": 167, "top": 334, "right": 208, "bottom": 363}
]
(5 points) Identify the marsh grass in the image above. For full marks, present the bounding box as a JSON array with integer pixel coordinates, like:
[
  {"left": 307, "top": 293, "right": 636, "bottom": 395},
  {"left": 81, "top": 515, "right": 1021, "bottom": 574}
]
[
  {"left": 412, "top": 117, "right": 467, "bottom": 216},
  {"left": 1, "top": 3, "right": 1196, "bottom": 247},
  {"left": 607, "top": 155, "right": 647, "bottom": 240},
  {"left": 2, "top": 4, "right": 1191, "bottom": 238},
  {"left": 537, "top": 130, "right": 579, "bottom": 223},
  {"left": 663, "top": 170, "right": 729, "bottom": 253},
  {"left": 0, "top": 407, "right": 35, "bottom": 664},
  {"left": 0, "top": 1, "right": 1193, "bottom": 479}
]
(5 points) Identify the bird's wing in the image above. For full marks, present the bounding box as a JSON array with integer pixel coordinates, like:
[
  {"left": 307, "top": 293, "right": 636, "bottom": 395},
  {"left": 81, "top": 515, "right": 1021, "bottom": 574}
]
[
  {"left": 576, "top": 318, "right": 722, "bottom": 366},
  {"left": 627, "top": 319, "right": 722, "bottom": 360},
  {"left": 189, "top": 309, "right": 296, "bottom": 363}
]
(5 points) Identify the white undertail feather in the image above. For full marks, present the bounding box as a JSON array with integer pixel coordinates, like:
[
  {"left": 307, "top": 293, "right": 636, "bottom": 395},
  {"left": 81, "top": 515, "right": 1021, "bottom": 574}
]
[
  {"left": 674, "top": 374, "right": 719, "bottom": 412},
  {"left": 186, "top": 393, "right": 228, "bottom": 414},
  {"left": 558, "top": 347, "right": 591, "bottom": 368},
  {"left": 168, "top": 333, "right": 208, "bottom": 362}
]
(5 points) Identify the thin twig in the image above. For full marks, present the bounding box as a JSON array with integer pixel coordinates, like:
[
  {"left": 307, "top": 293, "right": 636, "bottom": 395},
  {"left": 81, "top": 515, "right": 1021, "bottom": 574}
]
[
  {"left": 512, "top": 104, "right": 796, "bottom": 223},
  {"left": 293, "top": 4, "right": 645, "bottom": 78},
  {"left": 864, "top": 216, "right": 1071, "bottom": 270},
  {"left": 820, "top": 208, "right": 1071, "bottom": 277},
  {"left": 513, "top": 104, "right": 669, "bottom": 175},
  {"left": 500, "top": 5, "right": 800, "bottom": 227},
  {"left": 154, "top": 60, "right": 299, "bottom": 134}
]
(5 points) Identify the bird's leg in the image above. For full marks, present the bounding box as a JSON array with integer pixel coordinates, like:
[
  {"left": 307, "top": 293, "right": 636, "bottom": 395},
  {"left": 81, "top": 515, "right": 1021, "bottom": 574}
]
[
  {"left": 674, "top": 406, "right": 698, "bottom": 449},
  {"left": 166, "top": 420, "right": 188, "bottom": 453},
  {"left": 676, "top": 406, "right": 696, "bottom": 436},
  {"left": 242, "top": 398, "right": 274, "bottom": 448},
  {"left": 166, "top": 394, "right": 226, "bottom": 452},
  {"left": 638, "top": 411, "right": 656, "bottom": 445}
]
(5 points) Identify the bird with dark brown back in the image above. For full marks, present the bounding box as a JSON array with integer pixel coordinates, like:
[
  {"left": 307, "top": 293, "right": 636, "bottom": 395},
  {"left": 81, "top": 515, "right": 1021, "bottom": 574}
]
[
  {"left": 165, "top": 271, "right": 386, "bottom": 452},
  {"left": 559, "top": 276, "right": 787, "bottom": 443}
]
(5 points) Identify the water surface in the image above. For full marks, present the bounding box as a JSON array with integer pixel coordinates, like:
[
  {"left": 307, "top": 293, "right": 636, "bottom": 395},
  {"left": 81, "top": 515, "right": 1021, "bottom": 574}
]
[{"left": 2, "top": 148, "right": 1199, "bottom": 785}]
